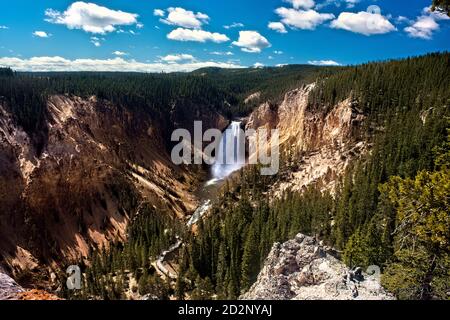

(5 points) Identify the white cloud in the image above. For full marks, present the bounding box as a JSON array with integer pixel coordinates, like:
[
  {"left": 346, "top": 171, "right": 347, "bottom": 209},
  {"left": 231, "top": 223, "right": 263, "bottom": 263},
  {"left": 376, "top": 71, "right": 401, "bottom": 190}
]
[
  {"left": 404, "top": 16, "right": 439, "bottom": 40},
  {"left": 167, "top": 28, "right": 229, "bottom": 43},
  {"left": 160, "top": 54, "right": 195, "bottom": 63},
  {"left": 275, "top": 7, "right": 335, "bottom": 30},
  {"left": 284, "top": 0, "right": 315, "bottom": 10},
  {"left": 268, "top": 22, "right": 287, "bottom": 33},
  {"left": 45, "top": 1, "right": 138, "bottom": 34},
  {"left": 396, "top": 16, "right": 411, "bottom": 24},
  {"left": 330, "top": 11, "right": 396, "bottom": 35},
  {"left": 316, "top": 0, "right": 360, "bottom": 10},
  {"left": 232, "top": 31, "right": 271, "bottom": 53},
  {"left": 404, "top": 7, "right": 449, "bottom": 40},
  {"left": 0, "top": 25, "right": 8, "bottom": 29},
  {"left": 210, "top": 51, "right": 234, "bottom": 56},
  {"left": 276, "top": 63, "right": 288, "bottom": 67},
  {"left": 112, "top": 51, "right": 128, "bottom": 56},
  {"left": 344, "top": 0, "right": 359, "bottom": 9},
  {"left": 224, "top": 22, "right": 244, "bottom": 29},
  {"left": 160, "top": 7, "right": 209, "bottom": 29},
  {"left": 136, "top": 23, "right": 144, "bottom": 29},
  {"left": 253, "top": 62, "right": 264, "bottom": 68},
  {"left": 308, "top": 59, "right": 341, "bottom": 66},
  {"left": 0, "top": 56, "right": 243, "bottom": 73},
  {"left": 274, "top": 50, "right": 284, "bottom": 54},
  {"left": 33, "top": 31, "right": 51, "bottom": 38},
  {"left": 90, "top": 36, "right": 103, "bottom": 47},
  {"left": 153, "top": 9, "right": 165, "bottom": 17}
]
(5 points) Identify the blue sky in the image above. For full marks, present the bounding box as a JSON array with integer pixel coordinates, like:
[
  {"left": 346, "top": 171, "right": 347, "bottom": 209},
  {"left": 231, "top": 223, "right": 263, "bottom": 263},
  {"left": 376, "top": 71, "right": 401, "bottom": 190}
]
[{"left": 0, "top": 0, "right": 448, "bottom": 71}]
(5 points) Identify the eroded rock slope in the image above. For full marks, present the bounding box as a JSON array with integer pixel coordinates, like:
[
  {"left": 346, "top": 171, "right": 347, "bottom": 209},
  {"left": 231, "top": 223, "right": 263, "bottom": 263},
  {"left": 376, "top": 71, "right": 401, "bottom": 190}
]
[{"left": 241, "top": 234, "right": 394, "bottom": 300}]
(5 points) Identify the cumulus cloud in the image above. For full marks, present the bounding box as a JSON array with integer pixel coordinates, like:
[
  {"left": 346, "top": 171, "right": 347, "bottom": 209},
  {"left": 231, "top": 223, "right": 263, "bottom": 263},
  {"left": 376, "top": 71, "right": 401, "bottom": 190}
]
[
  {"left": 224, "top": 22, "right": 244, "bottom": 29},
  {"left": 45, "top": 1, "right": 138, "bottom": 34},
  {"left": 232, "top": 31, "right": 271, "bottom": 53},
  {"left": 253, "top": 62, "right": 265, "bottom": 68},
  {"left": 0, "top": 56, "right": 243, "bottom": 73},
  {"left": 167, "top": 28, "right": 229, "bottom": 43},
  {"left": 210, "top": 51, "right": 234, "bottom": 56},
  {"left": 160, "top": 7, "right": 209, "bottom": 29},
  {"left": 0, "top": 25, "right": 8, "bottom": 29},
  {"left": 275, "top": 7, "right": 335, "bottom": 30},
  {"left": 404, "top": 7, "right": 449, "bottom": 39},
  {"left": 316, "top": 0, "right": 360, "bottom": 10},
  {"left": 90, "top": 36, "right": 104, "bottom": 47},
  {"left": 330, "top": 11, "right": 396, "bottom": 35},
  {"left": 153, "top": 9, "right": 165, "bottom": 17},
  {"left": 308, "top": 59, "right": 341, "bottom": 66},
  {"left": 404, "top": 16, "right": 439, "bottom": 39},
  {"left": 33, "top": 31, "right": 51, "bottom": 38},
  {"left": 268, "top": 22, "right": 287, "bottom": 33},
  {"left": 284, "top": 0, "right": 315, "bottom": 10},
  {"left": 396, "top": 16, "right": 411, "bottom": 24},
  {"left": 344, "top": 0, "right": 359, "bottom": 9},
  {"left": 112, "top": 51, "right": 128, "bottom": 56},
  {"left": 160, "top": 54, "right": 195, "bottom": 63},
  {"left": 274, "top": 50, "right": 284, "bottom": 54}
]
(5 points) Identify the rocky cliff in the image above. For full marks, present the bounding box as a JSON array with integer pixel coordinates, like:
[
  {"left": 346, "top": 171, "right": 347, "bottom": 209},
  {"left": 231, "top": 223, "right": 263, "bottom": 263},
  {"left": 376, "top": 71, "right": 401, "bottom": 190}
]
[
  {"left": 246, "top": 83, "right": 368, "bottom": 195},
  {"left": 241, "top": 234, "right": 394, "bottom": 300},
  {"left": 0, "top": 94, "right": 225, "bottom": 285},
  {"left": 0, "top": 267, "right": 60, "bottom": 300},
  {"left": 240, "top": 86, "right": 392, "bottom": 300},
  {"left": 0, "top": 267, "right": 24, "bottom": 300}
]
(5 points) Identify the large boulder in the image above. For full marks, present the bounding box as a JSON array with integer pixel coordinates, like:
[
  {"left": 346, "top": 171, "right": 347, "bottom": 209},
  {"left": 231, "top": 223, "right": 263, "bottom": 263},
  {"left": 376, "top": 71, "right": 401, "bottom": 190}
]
[
  {"left": 0, "top": 267, "right": 24, "bottom": 300},
  {"left": 241, "top": 234, "right": 394, "bottom": 300}
]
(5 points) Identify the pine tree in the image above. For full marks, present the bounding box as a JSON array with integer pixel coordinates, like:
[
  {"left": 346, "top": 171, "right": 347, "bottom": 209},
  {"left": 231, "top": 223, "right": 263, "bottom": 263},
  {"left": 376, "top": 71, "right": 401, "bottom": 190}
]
[
  {"left": 381, "top": 128, "right": 450, "bottom": 299},
  {"left": 191, "top": 276, "right": 214, "bottom": 300},
  {"left": 240, "top": 223, "right": 259, "bottom": 292}
]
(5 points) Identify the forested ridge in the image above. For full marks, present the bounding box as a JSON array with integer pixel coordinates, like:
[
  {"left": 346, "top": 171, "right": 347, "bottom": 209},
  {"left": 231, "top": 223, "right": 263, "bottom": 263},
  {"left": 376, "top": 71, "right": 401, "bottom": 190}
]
[
  {"left": 0, "top": 64, "right": 322, "bottom": 158},
  {"left": 181, "top": 53, "right": 450, "bottom": 300}
]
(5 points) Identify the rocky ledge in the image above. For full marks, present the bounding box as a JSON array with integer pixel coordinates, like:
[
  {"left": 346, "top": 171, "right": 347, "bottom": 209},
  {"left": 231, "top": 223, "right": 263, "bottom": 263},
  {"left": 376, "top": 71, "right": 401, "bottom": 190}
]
[
  {"left": 0, "top": 267, "right": 24, "bottom": 300},
  {"left": 0, "top": 267, "right": 60, "bottom": 300},
  {"left": 241, "top": 234, "right": 394, "bottom": 300}
]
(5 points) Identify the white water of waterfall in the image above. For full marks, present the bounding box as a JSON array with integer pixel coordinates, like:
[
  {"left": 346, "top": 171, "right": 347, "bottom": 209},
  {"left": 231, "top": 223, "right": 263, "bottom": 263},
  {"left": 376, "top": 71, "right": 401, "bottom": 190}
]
[
  {"left": 210, "top": 121, "right": 245, "bottom": 182},
  {"left": 188, "top": 121, "right": 246, "bottom": 226}
]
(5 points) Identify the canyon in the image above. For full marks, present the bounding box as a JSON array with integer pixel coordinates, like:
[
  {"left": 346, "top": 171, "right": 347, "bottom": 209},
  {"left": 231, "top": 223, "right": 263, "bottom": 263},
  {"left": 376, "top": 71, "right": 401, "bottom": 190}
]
[
  {"left": 0, "top": 93, "right": 226, "bottom": 286},
  {"left": 0, "top": 80, "right": 367, "bottom": 294},
  {"left": 0, "top": 53, "right": 448, "bottom": 300}
]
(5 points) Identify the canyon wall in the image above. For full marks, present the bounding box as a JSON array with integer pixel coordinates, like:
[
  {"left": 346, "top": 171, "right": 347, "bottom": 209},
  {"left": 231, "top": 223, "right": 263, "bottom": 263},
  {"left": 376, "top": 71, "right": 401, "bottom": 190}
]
[
  {"left": 246, "top": 83, "right": 368, "bottom": 195},
  {"left": 0, "top": 94, "right": 225, "bottom": 284}
]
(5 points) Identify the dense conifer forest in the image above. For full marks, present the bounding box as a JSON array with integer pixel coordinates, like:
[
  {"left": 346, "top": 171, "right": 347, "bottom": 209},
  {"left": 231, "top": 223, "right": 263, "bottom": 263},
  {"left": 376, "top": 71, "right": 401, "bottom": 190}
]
[
  {"left": 2, "top": 52, "right": 448, "bottom": 300},
  {"left": 181, "top": 53, "right": 449, "bottom": 300}
]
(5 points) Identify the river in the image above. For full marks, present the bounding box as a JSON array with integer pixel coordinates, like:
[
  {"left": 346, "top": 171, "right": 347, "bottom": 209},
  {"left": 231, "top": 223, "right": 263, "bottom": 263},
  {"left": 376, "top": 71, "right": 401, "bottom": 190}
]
[{"left": 157, "top": 121, "right": 246, "bottom": 278}]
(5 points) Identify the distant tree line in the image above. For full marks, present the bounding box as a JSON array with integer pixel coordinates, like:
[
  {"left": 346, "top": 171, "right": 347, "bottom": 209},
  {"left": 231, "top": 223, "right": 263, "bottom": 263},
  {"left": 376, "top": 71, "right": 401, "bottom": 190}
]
[{"left": 0, "top": 65, "right": 323, "bottom": 153}]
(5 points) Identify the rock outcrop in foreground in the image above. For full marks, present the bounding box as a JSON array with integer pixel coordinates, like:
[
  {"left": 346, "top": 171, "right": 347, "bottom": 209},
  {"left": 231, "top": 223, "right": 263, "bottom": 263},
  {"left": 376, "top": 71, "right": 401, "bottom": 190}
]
[
  {"left": 0, "top": 267, "right": 24, "bottom": 300},
  {"left": 241, "top": 234, "right": 394, "bottom": 300},
  {"left": 0, "top": 268, "right": 61, "bottom": 300}
]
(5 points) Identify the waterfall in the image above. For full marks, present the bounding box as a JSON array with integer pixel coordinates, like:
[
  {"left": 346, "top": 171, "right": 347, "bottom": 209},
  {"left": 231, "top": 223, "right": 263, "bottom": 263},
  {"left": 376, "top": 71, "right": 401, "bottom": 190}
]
[
  {"left": 211, "top": 121, "right": 245, "bottom": 181},
  {"left": 189, "top": 121, "right": 245, "bottom": 226}
]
